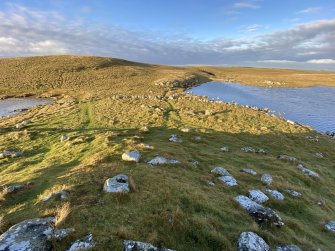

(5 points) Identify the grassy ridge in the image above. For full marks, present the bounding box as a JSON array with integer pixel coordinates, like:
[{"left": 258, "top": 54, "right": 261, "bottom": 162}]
[{"left": 0, "top": 56, "right": 335, "bottom": 250}]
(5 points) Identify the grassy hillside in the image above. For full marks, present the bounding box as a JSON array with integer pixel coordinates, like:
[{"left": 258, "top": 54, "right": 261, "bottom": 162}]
[{"left": 0, "top": 56, "right": 335, "bottom": 250}]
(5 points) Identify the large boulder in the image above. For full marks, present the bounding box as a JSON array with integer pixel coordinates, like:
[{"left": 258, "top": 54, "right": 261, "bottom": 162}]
[
  {"left": 147, "top": 156, "right": 180, "bottom": 166},
  {"left": 0, "top": 217, "right": 55, "bottom": 251},
  {"left": 235, "top": 195, "right": 284, "bottom": 227},
  {"left": 237, "top": 232, "right": 269, "bottom": 251},
  {"left": 103, "top": 174, "right": 130, "bottom": 193},
  {"left": 123, "top": 240, "right": 175, "bottom": 251},
  {"left": 122, "top": 150, "right": 141, "bottom": 163},
  {"left": 67, "top": 233, "right": 95, "bottom": 251},
  {"left": 248, "top": 190, "right": 269, "bottom": 204}
]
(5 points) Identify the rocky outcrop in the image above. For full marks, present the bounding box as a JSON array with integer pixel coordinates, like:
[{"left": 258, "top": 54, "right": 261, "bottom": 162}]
[
  {"left": 297, "top": 164, "right": 319, "bottom": 178},
  {"left": 249, "top": 190, "right": 269, "bottom": 204},
  {"left": 147, "top": 156, "right": 180, "bottom": 166},
  {"left": 67, "top": 233, "right": 95, "bottom": 251},
  {"left": 123, "top": 240, "right": 175, "bottom": 251},
  {"left": 235, "top": 195, "right": 284, "bottom": 226},
  {"left": 103, "top": 174, "right": 130, "bottom": 193},
  {"left": 237, "top": 232, "right": 269, "bottom": 251},
  {"left": 266, "top": 189, "right": 284, "bottom": 201},
  {"left": 261, "top": 174, "right": 272, "bottom": 185},
  {"left": 122, "top": 150, "right": 141, "bottom": 163}
]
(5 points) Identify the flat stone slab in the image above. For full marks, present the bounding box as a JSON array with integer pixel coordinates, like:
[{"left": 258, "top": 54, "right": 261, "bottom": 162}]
[
  {"left": 147, "top": 156, "right": 180, "bottom": 166},
  {"left": 67, "top": 233, "right": 95, "bottom": 251},
  {"left": 240, "top": 168, "right": 257, "bottom": 175},
  {"left": 122, "top": 150, "right": 141, "bottom": 162},
  {"left": 123, "top": 240, "right": 175, "bottom": 251},
  {"left": 249, "top": 190, "right": 269, "bottom": 204},
  {"left": 103, "top": 174, "right": 130, "bottom": 193},
  {"left": 237, "top": 232, "right": 269, "bottom": 251}
]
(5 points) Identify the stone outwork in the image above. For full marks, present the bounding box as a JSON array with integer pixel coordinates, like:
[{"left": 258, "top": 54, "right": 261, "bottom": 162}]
[
  {"left": 122, "top": 150, "right": 141, "bottom": 163},
  {"left": 237, "top": 232, "right": 270, "bottom": 251},
  {"left": 123, "top": 240, "right": 175, "bottom": 251},
  {"left": 297, "top": 164, "right": 319, "bottom": 178},
  {"left": 261, "top": 174, "right": 273, "bottom": 185},
  {"left": 235, "top": 195, "right": 284, "bottom": 226},
  {"left": 249, "top": 190, "right": 269, "bottom": 204},
  {"left": 67, "top": 233, "right": 95, "bottom": 251},
  {"left": 103, "top": 174, "right": 130, "bottom": 193},
  {"left": 147, "top": 156, "right": 180, "bottom": 166}
]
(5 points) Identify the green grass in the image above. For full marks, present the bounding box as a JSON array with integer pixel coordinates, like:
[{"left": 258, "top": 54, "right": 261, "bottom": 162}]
[{"left": 0, "top": 56, "right": 335, "bottom": 250}]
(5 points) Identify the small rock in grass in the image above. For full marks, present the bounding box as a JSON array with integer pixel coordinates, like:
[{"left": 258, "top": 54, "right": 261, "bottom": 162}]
[
  {"left": 139, "top": 126, "right": 149, "bottom": 133},
  {"left": 103, "top": 174, "right": 130, "bottom": 193},
  {"left": 261, "top": 174, "right": 272, "bottom": 185},
  {"left": 220, "top": 146, "right": 229, "bottom": 152},
  {"left": 181, "top": 128, "right": 190, "bottom": 132},
  {"left": 249, "top": 190, "right": 269, "bottom": 204},
  {"left": 241, "top": 147, "right": 267, "bottom": 154},
  {"left": 325, "top": 221, "right": 335, "bottom": 233},
  {"left": 169, "top": 134, "right": 182, "bottom": 143},
  {"left": 277, "top": 155, "right": 298, "bottom": 162},
  {"left": 266, "top": 189, "right": 285, "bottom": 201},
  {"left": 188, "top": 159, "right": 199, "bottom": 166},
  {"left": 237, "top": 232, "right": 269, "bottom": 251},
  {"left": 211, "top": 167, "right": 231, "bottom": 176},
  {"left": 315, "top": 152, "right": 324, "bottom": 158},
  {"left": 60, "top": 135, "right": 68, "bottom": 142},
  {"left": 194, "top": 136, "right": 202, "bottom": 141},
  {"left": 67, "top": 233, "right": 95, "bottom": 251},
  {"left": 147, "top": 156, "right": 180, "bottom": 166},
  {"left": 276, "top": 244, "right": 302, "bottom": 251},
  {"left": 6, "top": 184, "right": 25, "bottom": 193},
  {"left": 207, "top": 181, "right": 215, "bottom": 186},
  {"left": 122, "top": 150, "right": 141, "bottom": 163},
  {"left": 218, "top": 175, "right": 238, "bottom": 187},
  {"left": 297, "top": 164, "right": 319, "bottom": 178},
  {"left": 123, "top": 240, "right": 175, "bottom": 251},
  {"left": 240, "top": 168, "right": 257, "bottom": 175},
  {"left": 286, "top": 190, "right": 302, "bottom": 197},
  {"left": 205, "top": 110, "right": 213, "bottom": 116}
]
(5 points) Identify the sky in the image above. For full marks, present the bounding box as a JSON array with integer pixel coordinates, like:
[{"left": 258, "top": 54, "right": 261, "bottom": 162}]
[{"left": 0, "top": 0, "right": 335, "bottom": 70}]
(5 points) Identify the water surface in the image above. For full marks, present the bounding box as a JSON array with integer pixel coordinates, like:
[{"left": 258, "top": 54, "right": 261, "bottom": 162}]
[
  {"left": 187, "top": 82, "right": 335, "bottom": 132},
  {"left": 0, "top": 98, "right": 53, "bottom": 118}
]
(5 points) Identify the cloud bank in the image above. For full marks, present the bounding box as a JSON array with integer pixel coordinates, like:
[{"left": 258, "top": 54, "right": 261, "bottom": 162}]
[{"left": 0, "top": 3, "right": 334, "bottom": 70}]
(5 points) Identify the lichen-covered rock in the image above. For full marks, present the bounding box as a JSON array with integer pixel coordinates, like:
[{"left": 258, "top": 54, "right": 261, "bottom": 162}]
[
  {"left": 169, "top": 134, "right": 182, "bottom": 143},
  {"left": 218, "top": 175, "right": 238, "bottom": 187},
  {"left": 122, "top": 150, "right": 141, "bottom": 163},
  {"left": 325, "top": 221, "right": 335, "bottom": 233},
  {"left": 277, "top": 155, "right": 298, "bottom": 162},
  {"left": 266, "top": 189, "right": 285, "bottom": 201},
  {"left": 211, "top": 167, "right": 231, "bottom": 176},
  {"left": 147, "top": 156, "right": 180, "bottom": 166},
  {"left": 286, "top": 190, "right": 302, "bottom": 197},
  {"left": 276, "top": 244, "right": 302, "bottom": 251},
  {"left": 237, "top": 232, "right": 269, "bottom": 251},
  {"left": 297, "top": 164, "right": 319, "bottom": 178},
  {"left": 261, "top": 174, "right": 272, "bottom": 185},
  {"left": 249, "top": 190, "right": 269, "bottom": 204},
  {"left": 103, "top": 174, "right": 130, "bottom": 193},
  {"left": 123, "top": 240, "right": 175, "bottom": 251},
  {"left": 0, "top": 217, "right": 55, "bottom": 251},
  {"left": 67, "top": 233, "right": 95, "bottom": 251},
  {"left": 235, "top": 195, "right": 284, "bottom": 226},
  {"left": 241, "top": 169, "right": 257, "bottom": 175}
]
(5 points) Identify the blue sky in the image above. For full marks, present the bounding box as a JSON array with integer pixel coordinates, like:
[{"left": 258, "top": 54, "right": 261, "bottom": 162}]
[{"left": 0, "top": 0, "right": 335, "bottom": 70}]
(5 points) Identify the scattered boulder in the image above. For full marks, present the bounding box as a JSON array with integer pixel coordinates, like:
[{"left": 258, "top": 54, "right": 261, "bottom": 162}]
[
  {"left": 276, "top": 244, "right": 302, "bottom": 251},
  {"left": 240, "top": 168, "right": 257, "bottom": 176},
  {"left": 103, "top": 174, "right": 130, "bottom": 193},
  {"left": 123, "top": 240, "right": 175, "bottom": 251},
  {"left": 60, "top": 135, "right": 69, "bottom": 142},
  {"left": 147, "top": 156, "right": 180, "bottom": 166},
  {"left": 169, "top": 134, "right": 182, "bottom": 143},
  {"left": 207, "top": 181, "right": 215, "bottom": 186},
  {"left": 297, "top": 164, "right": 319, "bottom": 178},
  {"left": 241, "top": 147, "right": 267, "bottom": 154},
  {"left": 249, "top": 190, "right": 269, "bottom": 204},
  {"left": 0, "top": 151, "right": 23, "bottom": 158},
  {"left": 325, "top": 221, "right": 335, "bottom": 233},
  {"left": 211, "top": 167, "right": 231, "bottom": 176},
  {"left": 237, "top": 232, "right": 269, "bottom": 251},
  {"left": 67, "top": 233, "right": 95, "bottom": 251},
  {"left": 266, "top": 189, "right": 284, "bottom": 201},
  {"left": 122, "top": 150, "right": 141, "bottom": 163},
  {"left": 277, "top": 155, "right": 298, "bottom": 162},
  {"left": 286, "top": 190, "right": 302, "bottom": 197},
  {"left": 315, "top": 152, "right": 324, "bottom": 158},
  {"left": 6, "top": 184, "right": 25, "bottom": 193},
  {"left": 220, "top": 146, "right": 229, "bottom": 152},
  {"left": 218, "top": 175, "right": 238, "bottom": 187},
  {"left": 0, "top": 217, "right": 55, "bottom": 251},
  {"left": 261, "top": 174, "right": 272, "bottom": 185},
  {"left": 235, "top": 195, "right": 284, "bottom": 226}
]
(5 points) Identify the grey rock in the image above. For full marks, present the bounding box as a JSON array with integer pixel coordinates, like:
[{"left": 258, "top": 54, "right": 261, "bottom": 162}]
[
  {"left": 67, "top": 233, "right": 95, "bottom": 251},
  {"left": 123, "top": 240, "right": 175, "bottom": 251},
  {"left": 218, "top": 175, "right": 238, "bottom": 187},
  {"left": 169, "top": 134, "right": 182, "bottom": 143},
  {"left": 241, "top": 147, "right": 267, "bottom": 154},
  {"left": 122, "top": 150, "right": 141, "bottom": 163},
  {"left": 7, "top": 184, "right": 25, "bottom": 193},
  {"left": 188, "top": 159, "right": 199, "bottom": 166},
  {"left": 276, "top": 244, "right": 302, "bottom": 251},
  {"left": 207, "top": 181, "right": 215, "bottom": 186},
  {"left": 249, "top": 190, "right": 269, "bottom": 204},
  {"left": 237, "top": 232, "right": 269, "bottom": 251},
  {"left": 60, "top": 135, "right": 68, "bottom": 142},
  {"left": 0, "top": 151, "right": 23, "bottom": 158},
  {"left": 103, "top": 174, "right": 130, "bottom": 193},
  {"left": 325, "top": 221, "right": 335, "bottom": 233},
  {"left": 297, "top": 164, "right": 319, "bottom": 178},
  {"left": 277, "top": 155, "right": 298, "bottom": 162},
  {"left": 211, "top": 167, "right": 231, "bottom": 176},
  {"left": 235, "top": 195, "right": 284, "bottom": 226},
  {"left": 0, "top": 217, "right": 55, "bottom": 251},
  {"left": 266, "top": 189, "right": 285, "bottom": 201},
  {"left": 53, "top": 228, "right": 75, "bottom": 240},
  {"left": 315, "top": 152, "right": 324, "bottom": 158},
  {"left": 241, "top": 169, "right": 257, "bottom": 175},
  {"left": 220, "top": 146, "right": 229, "bottom": 152},
  {"left": 147, "top": 156, "right": 180, "bottom": 166},
  {"left": 261, "top": 174, "right": 273, "bottom": 185},
  {"left": 42, "top": 190, "right": 69, "bottom": 202},
  {"left": 286, "top": 190, "right": 302, "bottom": 197}
]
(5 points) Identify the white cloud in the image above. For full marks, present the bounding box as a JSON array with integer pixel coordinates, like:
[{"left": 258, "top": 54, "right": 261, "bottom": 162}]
[
  {"left": 258, "top": 60, "right": 297, "bottom": 64},
  {"left": 233, "top": 2, "right": 260, "bottom": 9},
  {"left": 297, "top": 7, "right": 322, "bottom": 15},
  {"left": 307, "top": 59, "right": 335, "bottom": 64}
]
